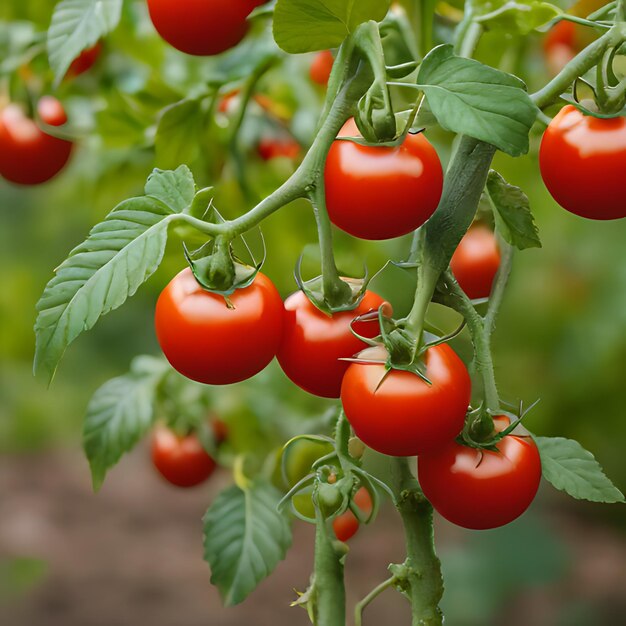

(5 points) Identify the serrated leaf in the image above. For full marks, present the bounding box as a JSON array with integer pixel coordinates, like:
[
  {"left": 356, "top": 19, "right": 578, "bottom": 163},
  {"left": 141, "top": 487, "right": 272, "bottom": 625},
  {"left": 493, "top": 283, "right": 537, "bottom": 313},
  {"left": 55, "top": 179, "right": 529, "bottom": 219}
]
[
  {"left": 475, "top": 0, "right": 560, "bottom": 35},
  {"left": 416, "top": 45, "right": 538, "bottom": 156},
  {"left": 145, "top": 165, "right": 196, "bottom": 213},
  {"left": 536, "top": 436, "right": 625, "bottom": 504},
  {"left": 83, "top": 356, "right": 169, "bottom": 491},
  {"left": 273, "top": 0, "right": 391, "bottom": 53},
  {"left": 203, "top": 482, "right": 292, "bottom": 606},
  {"left": 48, "top": 0, "right": 122, "bottom": 83},
  {"left": 34, "top": 169, "right": 196, "bottom": 383},
  {"left": 486, "top": 170, "right": 541, "bottom": 249},
  {"left": 155, "top": 100, "right": 204, "bottom": 171}
]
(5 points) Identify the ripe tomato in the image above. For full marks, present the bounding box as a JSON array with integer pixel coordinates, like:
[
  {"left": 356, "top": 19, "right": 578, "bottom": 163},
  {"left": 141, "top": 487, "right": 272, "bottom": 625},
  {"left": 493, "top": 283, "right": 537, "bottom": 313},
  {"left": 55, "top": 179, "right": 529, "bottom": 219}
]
[
  {"left": 0, "top": 97, "right": 73, "bottom": 185},
  {"left": 66, "top": 42, "right": 102, "bottom": 78},
  {"left": 332, "top": 487, "right": 373, "bottom": 542},
  {"left": 151, "top": 425, "right": 216, "bottom": 488},
  {"left": 341, "top": 344, "right": 471, "bottom": 456},
  {"left": 155, "top": 268, "right": 284, "bottom": 385},
  {"left": 325, "top": 119, "right": 443, "bottom": 240},
  {"left": 277, "top": 290, "right": 384, "bottom": 398},
  {"left": 418, "top": 416, "right": 542, "bottom": 529},
  {"left": 539, "top": 105, "right": 626, "bottom": 220},
  {"left": 543, "top": 20, "right": 576, "bottom": 53},
  {"left": 146, "top": 0, "right": 264, "bottom": 56},
  {"left": 310, "top": 50, "right": 334, "bottom": 86},
  {"left": 257, "top": 137, "right": 300, "bottom": 161},
  {"left": 450, "top": 225, "right": 501, "bottom": 300}
]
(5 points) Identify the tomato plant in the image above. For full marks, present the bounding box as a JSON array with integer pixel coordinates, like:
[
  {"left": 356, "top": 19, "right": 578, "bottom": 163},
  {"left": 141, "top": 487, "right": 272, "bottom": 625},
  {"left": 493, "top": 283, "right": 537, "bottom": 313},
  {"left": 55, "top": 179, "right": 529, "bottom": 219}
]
[
  {"left": 155, "top": 268, "right": 284, "bottom": 385},
  {"left": 151, "top": 425, "right": 217, "bottom": 488},
  {"left": 0, "top": 97, "right": 73, "bottom": 185},
  {"left": 418, "top": 417, "right": 542, "bottom": 530},
  {"left": 324, "top": 118, "right": 444, "bottom": 240},
  {"left": 332, "top": 487, "right": 373, "bottom": 542}
]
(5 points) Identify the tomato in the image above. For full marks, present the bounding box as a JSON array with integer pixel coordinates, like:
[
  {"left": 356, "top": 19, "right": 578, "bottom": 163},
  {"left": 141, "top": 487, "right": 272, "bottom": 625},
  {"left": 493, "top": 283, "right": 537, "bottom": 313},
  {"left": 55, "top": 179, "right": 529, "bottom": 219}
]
[
  {"left": 146, "top": 0, "right": 264, "bottom": 56},
  {"left": 277, "top": 290, "right": 384, "bottom": 398},
  {"left": 0, "top": 97, "right": 73, "bottom": 185},
  {"left": 212, "top": 418, "right": 229, "bottom": 445},
  {"left": 257, "top": 137, "right": 300, "bottom": 161},
  {"left": 151, "top": 425, "right": 217, "bottom": 488},
  {"left": 332, "top": 487, "right": 373, "bottom": 542},
  {"left": 341, "top": 344, "right": 471, "bottom": 456},
  {"left": 66, "top": 42, "right": 102, "bottom": 78},
  {"left": 310, "top": 50, "right": 334, "bottom": 86},
  {"left": 450, "top": 225, "right": 501, "bottom": 300},
  {"left": 325, "top": 118, "right": 443, "bottom": 240},
  {"left": 543, "top": 20, "right": 576, "bottom": 53},
  {"left": 539, "top": 105, "right": 626, "bottom": 220},
  {"left": 155, "top": 268, "right": 284, "bottom": 384},
  {"left": 418, "top": 416, "right": 542, "bottom": 530},
  {"left": 282, "top": 438, "right": 334, "bottom": 487}
]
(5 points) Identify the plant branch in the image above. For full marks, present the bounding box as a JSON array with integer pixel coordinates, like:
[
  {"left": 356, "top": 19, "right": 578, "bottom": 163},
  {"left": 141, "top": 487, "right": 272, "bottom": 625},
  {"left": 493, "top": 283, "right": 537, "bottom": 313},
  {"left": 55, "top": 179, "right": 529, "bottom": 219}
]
[
  {"left": 354, "top": 576, "right": 396, "bottom": 626},
  {"left": 485, "top": 239, "right": 513, "bottom": 334}
]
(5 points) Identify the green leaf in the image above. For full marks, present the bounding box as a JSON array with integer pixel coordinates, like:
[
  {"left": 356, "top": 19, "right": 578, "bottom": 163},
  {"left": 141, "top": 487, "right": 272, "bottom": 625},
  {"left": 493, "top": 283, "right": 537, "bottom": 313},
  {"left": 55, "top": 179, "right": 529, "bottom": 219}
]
[
  {"left": 34, "top": 168, "right": 195, "bottom": 383},
  {"left": 83, "top": 356, "right": 169, "bottom": 491},
  {"left": 203, "top": 481, "right": 292, "bottom": 605},
  {"left": 155, "top": 100, "right": 205, "bottom": 171},
  {"left": 486, "top": 170, "right": 541, "bottom": 249},
  {"left": 273, "top": 0, "right": 391, "bottom": 53},
  {"left": 416, "top": 45, "right": 538, "bottom": 156},
  {"left": 145, "top": 165, "right": 196, "bottom": 213},
  {"left": 48, "top": 0, "right": 122, "bottom": 83},
  {"left": 475, "top": 0, "right": 560, "bottom": 35},
  {"left": 536, "top": 436, "right": 625, "bottom": 504}
]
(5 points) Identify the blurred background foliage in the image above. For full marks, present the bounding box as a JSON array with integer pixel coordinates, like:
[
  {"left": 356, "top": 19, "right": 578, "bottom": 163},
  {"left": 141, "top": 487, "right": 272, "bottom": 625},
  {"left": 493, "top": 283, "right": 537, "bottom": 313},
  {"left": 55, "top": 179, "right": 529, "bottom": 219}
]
[{"left": 0, "top": 0, "right": 624, "bottom": 625}]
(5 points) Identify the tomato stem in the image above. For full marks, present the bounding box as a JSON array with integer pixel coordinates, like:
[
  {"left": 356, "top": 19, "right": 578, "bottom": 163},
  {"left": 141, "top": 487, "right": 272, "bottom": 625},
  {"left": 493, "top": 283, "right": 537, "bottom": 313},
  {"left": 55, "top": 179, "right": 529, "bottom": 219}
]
[{"left": 354, "top": 575, "right": 397, "bottom": 626}]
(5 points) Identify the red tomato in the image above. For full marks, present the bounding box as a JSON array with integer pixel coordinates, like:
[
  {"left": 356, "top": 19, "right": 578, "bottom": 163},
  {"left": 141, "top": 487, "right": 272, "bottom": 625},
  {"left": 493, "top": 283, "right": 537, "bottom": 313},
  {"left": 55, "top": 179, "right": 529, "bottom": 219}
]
[
  {"left": 151, "top": 426, "right": 217, "bottom": 488},
  {"left": 332, "top": 487, "right": 373, "bottom": 542},
  {"left": 66, "top": 42, "right": 102, "bottom": 78},
  {"left": 324, "top": 118, "right": 443, "bottom": 240},
  {"left": 543, "top": 20, "right": 576, "bottom": 53},
  {"left": 155, "top": 268, "right": 284, "bottom": 384},
  {"left": 277, "top": 290, "right": 384, "bottom": 398},
  {"left": 0, "top": 97, "right": 73, "bottom": 185},
  {"left": 310, "top": 50, "right": 334, "bottom": 86},
  {"left": 539, "top": 105, "right": 626, "bottom": 220},
  {"left": 450, "top": 225, "right": 501, "bottom": 299},
  {"left": 212, "top": 418, "right": 229, "bottom": 445},
  {"left": 257, "top": 137, "right": 300, "bottom": 161},
  {"left": 418, "top": 416, "right": 542, "bottom": 529},
  {"left": 146, "top": 0, "right": 264, "bottom": 56},
  {"left": 341, "top": 344, "right": 471, "bottom": 456}
]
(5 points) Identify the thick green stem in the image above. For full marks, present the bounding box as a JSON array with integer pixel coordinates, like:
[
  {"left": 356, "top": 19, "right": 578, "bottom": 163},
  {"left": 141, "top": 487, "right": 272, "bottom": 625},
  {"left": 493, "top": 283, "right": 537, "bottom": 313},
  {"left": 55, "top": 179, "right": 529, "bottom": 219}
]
[{"left": 391, "top": 457, "right": 443, "bottom": 626}]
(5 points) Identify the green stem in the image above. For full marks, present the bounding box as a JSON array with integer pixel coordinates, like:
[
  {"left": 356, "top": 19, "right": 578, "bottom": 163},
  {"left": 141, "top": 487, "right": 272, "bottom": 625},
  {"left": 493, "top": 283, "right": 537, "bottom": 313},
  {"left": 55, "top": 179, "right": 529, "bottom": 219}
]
[
  {"left": 458, "top": 21, "right": 483, "bottom": 58},
  {"left": 485, "top": 240, "right": 513, "bottom": 334},
  {"left": 531, "top": 26, "right": 624, "bottom": 108},
  {"left": 355, "top": 576, "right": 396, "bottom": 626},
  {"left": 617, "top": 0, "right": 625, "bottom": 22},
  {"left": 391, "top": 457, "right": 443, "bottom": 626}
]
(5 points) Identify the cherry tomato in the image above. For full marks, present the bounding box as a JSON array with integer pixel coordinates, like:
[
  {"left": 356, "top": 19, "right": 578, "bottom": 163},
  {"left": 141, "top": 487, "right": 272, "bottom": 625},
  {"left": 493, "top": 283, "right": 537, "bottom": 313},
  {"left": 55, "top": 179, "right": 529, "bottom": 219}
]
[
  {"left": 332, "top": 487, "right": 373, "bottom": 542},
  {"left": 146, "top": 0, "right": 264, "bottom": 56},
  {"left": 418, "top": 416, "right": 542, "bottom": 530},
  {"left": 310, "top": 50, "right": 334, "bottom": 86},
  {"left": 0, "top": 97, "right": 73, "bottom": 185},
  {"left": 277, "top": 290, "right": 384, "bottom": 398},
  {"left": 66, "top": 42, "right": 102, "bottom": 78},
  {"left": 341, "top": 344, "right": 471, "bottom": 456},
  {"left": 450, "top": 225, "right": 501, "bottom": 300},
  {"left": 325, "top": 118, "right": 443, "bottom": 240},
  {"left": 155, "top": 268, "right": 284, "bottom": 385},
  {"left": 543, "top": 20, "right": 576, "bottom": 53},
  {"left": 212, "top": 418, "right": 229, "bottom": 445},
  {"left": 151, "top": 425, "right": 217, "bottom": 488},
  {"left": 257, "top": 137, "right": 300, "bottom": 161},
  {"left": 539, "top": 105, "right": 626, "bottom": 220}
]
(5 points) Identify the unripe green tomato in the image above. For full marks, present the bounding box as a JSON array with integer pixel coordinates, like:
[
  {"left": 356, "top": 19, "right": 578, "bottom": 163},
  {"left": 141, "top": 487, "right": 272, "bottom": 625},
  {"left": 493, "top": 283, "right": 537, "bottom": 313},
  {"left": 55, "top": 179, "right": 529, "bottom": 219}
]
[
  {"left": 291, "top": 488, "right": 316, "bottom": 519},
  {"left": 317, "top": 482, "right": 344, "bottom": 517},
  {"left": 282, "top": 439, "right": 334, "bottom": 488}
]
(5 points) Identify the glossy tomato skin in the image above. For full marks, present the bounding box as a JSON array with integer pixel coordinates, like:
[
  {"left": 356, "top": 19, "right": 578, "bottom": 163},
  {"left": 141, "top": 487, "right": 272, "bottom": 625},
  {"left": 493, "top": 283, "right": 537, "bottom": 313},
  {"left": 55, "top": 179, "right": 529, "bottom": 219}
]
[
  {"left": 450, "top": 225, "right": 501, "bottom": 300},
  {"left": 341, "top": 344, "right": 471, "bottom": 456},
  {"left": 310, "top": 50, "right": 334, "bottom": 86},
  {"left": 66, "top": 42, "right": 102, "bottom": 78},
  {"left": 155, "top": 268, "right": 284, "bottom": 385},
  {"left": 0, "top": 97, "right": 73, "bottom": 185},
  {"left": 418, "top": 417, "right": 542, "bottom": 530},
  {"left": 277, "top": 290, "right": 384, "bottom": 398},
  {"left": 325, "top": 118, "right": 443, "bottom": 240},
  {"left": 146, "top": 0, "right": 263, "bottom": 56},
  {"left": 151, "top": 426, "right": 217, "bottom": 488},
  {"left": 332, "top": 487, "right": 373, "bottom": 542},
  {"left": 539, "top": 105, "right": 626, "bottom": 220}
]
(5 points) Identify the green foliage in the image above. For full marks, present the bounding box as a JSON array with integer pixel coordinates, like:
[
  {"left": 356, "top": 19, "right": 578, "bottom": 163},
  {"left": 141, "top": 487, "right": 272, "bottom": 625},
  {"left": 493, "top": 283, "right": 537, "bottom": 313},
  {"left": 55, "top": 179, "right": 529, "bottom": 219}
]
[
  {"left": 417, "top": 45, "right": 539, "bottom": 156},
  {"left": 474, "top": 0, "right": 560, "bottom": 35},
  {"left": 536, "top": 436, "right": 625, "bottom": 504},
  {"left": 203, "top": 481, "right": 292, "bottom": 605},
  {"left": 273, "top": 0, "right": 391, "bottom": 53}
]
